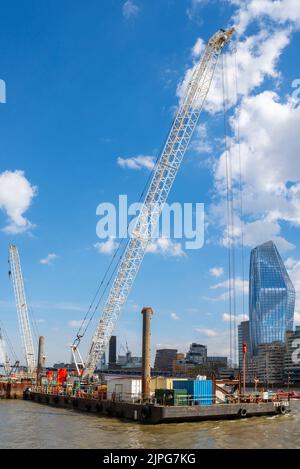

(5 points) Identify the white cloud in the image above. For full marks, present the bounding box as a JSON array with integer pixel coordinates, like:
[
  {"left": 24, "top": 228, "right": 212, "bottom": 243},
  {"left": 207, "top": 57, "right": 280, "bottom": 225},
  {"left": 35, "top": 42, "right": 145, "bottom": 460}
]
[
  {"left": 231, "top": 0, "right": 300, "bottom": 34},
  {"left": 209, "top": 277, "right": 249, "bottom": 301},
  {"left": 209, "top": 267, "right": 224, "bottom": 278},
  {"left": 40, "top": 253, "right": 58, "bottom": 265},
  {"left": 117, "top": 155, "right": 155, "bottom": 171},
  {"left": 177, "top": 28, "right": 290, "bottom": 113},
  {"left": 146, "top": 237, "right": 185, "bottom": 257},
  {"left": 213, "top": 91, "right": 300, "bottom": 250},
  {"left": 122, "top": 0, "right": 139, "bottom": 19},
  {"left": 190, "top": 123, "right": 212, "bottom": 154},
  {"left": 170, "top": 312, "right": 180, "bottom": 321},
  {"left": 192, "top": 38, "right": 205, "bottom": 59},
  {"left": 222, "top": 312, "right": 249, "bottom": 323},
  {"left": 0, "top": 170, "right": 37, "bottom": 233},
  {"left": 195, "top": 328, "right": 220, "bottom": 337},
  {"left": 94, "top": 238, "right": 119, "bottom": 255},
  {"left": 182, "top": 1, "right": 300, "bottom": 252},
  {"left": 68, "top": 320, "right": 83, "bottom": 328}
]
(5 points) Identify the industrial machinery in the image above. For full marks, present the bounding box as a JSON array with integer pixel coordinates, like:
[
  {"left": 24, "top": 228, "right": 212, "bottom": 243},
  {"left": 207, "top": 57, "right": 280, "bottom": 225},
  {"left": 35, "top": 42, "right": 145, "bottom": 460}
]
[
  {"left": 72, "top": 28, "right": 235, "bottom": 379},
  {"left": 9, "top": 245, "right": 36, "bottom": 374}
]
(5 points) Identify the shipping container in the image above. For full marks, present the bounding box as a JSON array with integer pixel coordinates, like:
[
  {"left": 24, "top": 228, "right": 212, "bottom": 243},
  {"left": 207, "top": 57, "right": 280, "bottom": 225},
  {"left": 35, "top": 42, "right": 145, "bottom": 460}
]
[
  {"left": 173, "top": 380, "right": 213, "bottom": 405},
  {"left": 150, "top": 377, "right": 187, "bottom": 394},
  {"left": 150, "top": 377, "right": 173, "bottom": 392},
  {"left": 155, "top": 388, "right": 188, "bottom": 406},
  {"left": 107, "top": 377, "right": 141, "bottom": 401}
]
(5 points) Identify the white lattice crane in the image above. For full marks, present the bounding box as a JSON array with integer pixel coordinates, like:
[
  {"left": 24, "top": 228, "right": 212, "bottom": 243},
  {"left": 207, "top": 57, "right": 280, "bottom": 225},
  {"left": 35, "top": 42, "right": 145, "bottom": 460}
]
[
  {"left": 73, "top": 28, "right": 235, "bottom": 379},
  {"left": 0, "top": 328, "right": 10, "bottom": 376},
  {"left": 9, "top": 245, "right": 36, "bottom": 374}
]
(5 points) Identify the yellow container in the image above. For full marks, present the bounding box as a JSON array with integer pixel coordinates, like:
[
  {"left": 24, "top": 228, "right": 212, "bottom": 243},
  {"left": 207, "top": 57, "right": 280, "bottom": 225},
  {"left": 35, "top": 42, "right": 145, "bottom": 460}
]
[{"left": 150, "top": 377, "right": 174, "bottom": 392}]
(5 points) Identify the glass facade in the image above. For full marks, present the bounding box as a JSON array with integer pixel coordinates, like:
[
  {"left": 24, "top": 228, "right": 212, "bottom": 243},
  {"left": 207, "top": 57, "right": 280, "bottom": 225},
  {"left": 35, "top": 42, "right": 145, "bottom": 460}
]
[{"left": 249, "top": 241, "right": 295, "bottom": 355}]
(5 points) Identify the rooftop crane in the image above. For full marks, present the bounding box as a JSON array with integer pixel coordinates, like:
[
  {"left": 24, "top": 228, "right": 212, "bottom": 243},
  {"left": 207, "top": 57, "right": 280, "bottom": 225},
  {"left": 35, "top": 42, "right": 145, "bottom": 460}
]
[
  {"left": 9, "top": 244, "right": 36, "bottom": 374},
  {"left": 73, "top": 28, "right": 235, "bottom": 380}
]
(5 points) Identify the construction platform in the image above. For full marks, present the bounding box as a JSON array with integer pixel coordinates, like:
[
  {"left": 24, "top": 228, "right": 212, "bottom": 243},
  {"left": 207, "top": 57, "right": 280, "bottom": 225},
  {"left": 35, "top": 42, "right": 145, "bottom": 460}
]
[
  {"left": 24, "top": 390, "right": 291, "bottom": 424},
  {"left": 0, "top": 381, "right": 32, "bottom": 399}
]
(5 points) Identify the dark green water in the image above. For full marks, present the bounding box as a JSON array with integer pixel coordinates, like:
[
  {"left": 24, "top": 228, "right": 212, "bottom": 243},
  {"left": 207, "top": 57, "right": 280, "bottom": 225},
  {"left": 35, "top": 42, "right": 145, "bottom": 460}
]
[{"left": 0, "top": 399, "right": 300, "bottom": 449}]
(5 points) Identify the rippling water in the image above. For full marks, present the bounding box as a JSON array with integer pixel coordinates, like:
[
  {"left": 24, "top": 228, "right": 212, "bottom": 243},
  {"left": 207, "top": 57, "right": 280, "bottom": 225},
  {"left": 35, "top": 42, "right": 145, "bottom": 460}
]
[{"left": 0, "top": 400, "right": 300, "bottom": 449}]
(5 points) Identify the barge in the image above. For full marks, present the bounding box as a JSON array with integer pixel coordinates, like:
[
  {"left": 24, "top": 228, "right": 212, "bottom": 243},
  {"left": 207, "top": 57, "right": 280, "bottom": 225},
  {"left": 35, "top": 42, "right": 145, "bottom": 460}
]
[
  {"left": 24, "top": 389, "right": 291, "bottom": 424},
  {"left": 0, "top": 380, "right": 32, "bottom": 399}
]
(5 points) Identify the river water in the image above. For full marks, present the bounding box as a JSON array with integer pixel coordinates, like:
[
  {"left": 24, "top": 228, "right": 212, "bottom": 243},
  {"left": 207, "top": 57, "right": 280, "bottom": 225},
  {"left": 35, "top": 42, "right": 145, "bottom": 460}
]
[{"left": 0, "top": 399, "right": 300, "bottom": 449}]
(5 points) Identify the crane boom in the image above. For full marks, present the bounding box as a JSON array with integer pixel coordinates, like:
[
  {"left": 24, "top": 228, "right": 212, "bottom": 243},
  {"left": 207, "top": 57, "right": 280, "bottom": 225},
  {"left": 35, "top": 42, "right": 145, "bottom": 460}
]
[
  {"left": 83, "top": 28, "right": 235, "bottom": 379},
  {"left": 9, "top": 245, "right": 36, "bottom": 373}
]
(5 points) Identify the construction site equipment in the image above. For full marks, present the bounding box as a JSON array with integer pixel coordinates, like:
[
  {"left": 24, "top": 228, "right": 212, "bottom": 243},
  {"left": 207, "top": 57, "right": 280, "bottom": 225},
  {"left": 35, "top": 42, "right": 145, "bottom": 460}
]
[
  {"left": 73, "top": 28, "right": 235, "bottom": 379},
  {"left": 9, "top": 244, "right": 36, "bottom": 374},
  {"left": 0, "top": 328, "right": 10, "bottom": 376}
]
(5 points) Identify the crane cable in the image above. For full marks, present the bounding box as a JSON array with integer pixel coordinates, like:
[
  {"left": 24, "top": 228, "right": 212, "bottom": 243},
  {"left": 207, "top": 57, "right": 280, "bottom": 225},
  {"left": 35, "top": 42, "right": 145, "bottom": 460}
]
[
  {"left": 234, "top": 41, "right": 246, "bottom": 319},
  {"left": 0, "top": 319, "right": 18, "bottom": 364},
  {"left": 221, "top": 52, "right": 237, "bottom": 367},
  {"left": 72, "top": 100, "right": 188, "bottom": 345},
  {"left": 73, "top": 150, "right": 163, "bottom": 345}
]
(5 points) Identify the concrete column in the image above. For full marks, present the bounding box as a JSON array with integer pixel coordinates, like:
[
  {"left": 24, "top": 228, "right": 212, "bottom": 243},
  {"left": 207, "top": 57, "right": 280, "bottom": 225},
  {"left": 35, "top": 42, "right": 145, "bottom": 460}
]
[
  {"left": 37, "top": 336, "right": 45, "bottom": 384},
  {"left": 141, "top": 307, "right": 153, "bottom": 401}
]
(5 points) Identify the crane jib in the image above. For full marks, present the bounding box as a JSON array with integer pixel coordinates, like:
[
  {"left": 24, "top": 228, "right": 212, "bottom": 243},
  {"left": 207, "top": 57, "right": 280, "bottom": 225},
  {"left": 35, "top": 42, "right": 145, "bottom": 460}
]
[{"left": 9, "top": 245, "right": 36, "bottom": 374}]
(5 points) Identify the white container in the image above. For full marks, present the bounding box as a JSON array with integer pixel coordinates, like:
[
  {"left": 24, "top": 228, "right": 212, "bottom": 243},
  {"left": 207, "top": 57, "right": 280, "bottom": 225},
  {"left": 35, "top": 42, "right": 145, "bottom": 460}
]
[{"left": 107, "top": 377, "right": 142, "bottom": 401}]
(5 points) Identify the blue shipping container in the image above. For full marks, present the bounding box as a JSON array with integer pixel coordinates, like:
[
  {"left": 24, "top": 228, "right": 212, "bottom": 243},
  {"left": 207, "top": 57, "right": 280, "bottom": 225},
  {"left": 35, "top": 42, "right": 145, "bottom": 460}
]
[{"left": 173, "top": 380, "right": 213, "bottom": 405}]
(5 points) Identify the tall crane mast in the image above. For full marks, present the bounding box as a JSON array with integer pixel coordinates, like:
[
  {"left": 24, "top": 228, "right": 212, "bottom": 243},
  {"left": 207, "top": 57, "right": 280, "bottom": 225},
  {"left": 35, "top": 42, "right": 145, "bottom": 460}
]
[
  {"left": 9, "top": 245, "right": 36, "bottom": 374},
  {"left": 78, "top": 28, "right": 234, "bottom": 379},
  {"left": 0, "top": 328, "right": 10, "bottom": 376}
]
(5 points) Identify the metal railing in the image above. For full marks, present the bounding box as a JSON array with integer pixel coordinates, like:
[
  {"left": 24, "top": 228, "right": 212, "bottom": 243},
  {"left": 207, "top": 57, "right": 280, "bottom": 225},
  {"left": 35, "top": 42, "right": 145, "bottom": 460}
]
[{"left": 30, "top": 385, "right": 288, "bottom": 406}]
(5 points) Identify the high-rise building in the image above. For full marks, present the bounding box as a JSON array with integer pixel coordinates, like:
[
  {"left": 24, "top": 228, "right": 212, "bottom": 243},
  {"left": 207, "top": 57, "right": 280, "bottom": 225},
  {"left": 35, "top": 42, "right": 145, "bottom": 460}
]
[
  {"left": 154, "top": 349, "right": 177, "bottom": 372},
  {"left": 108, "top": 335, "right": 117, "bottom": 365},
  {"left": 254, "top": 342, "right": 286, "bottom": 385},
  {"left": 238, "top": 321, "right": 250, "bottom": 370},
  {"left": 186, "top": 343, "right": 207, "bottom": 365},
  {"left": 249, "top": 241, "right": 295, "bottom": 355}
]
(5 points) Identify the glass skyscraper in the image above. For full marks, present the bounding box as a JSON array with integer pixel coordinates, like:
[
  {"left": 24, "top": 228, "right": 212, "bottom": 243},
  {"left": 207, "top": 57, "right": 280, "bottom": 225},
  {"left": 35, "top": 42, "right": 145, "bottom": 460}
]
[{"left": 249, "top": 241, "right": 295, "bottom": 355}]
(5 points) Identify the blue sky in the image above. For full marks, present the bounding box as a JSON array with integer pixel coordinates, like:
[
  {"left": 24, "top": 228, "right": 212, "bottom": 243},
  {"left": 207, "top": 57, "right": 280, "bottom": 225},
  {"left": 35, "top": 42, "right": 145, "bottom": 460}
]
[{"left": 0, "top": 0, "right": 300, "bottom": 366}]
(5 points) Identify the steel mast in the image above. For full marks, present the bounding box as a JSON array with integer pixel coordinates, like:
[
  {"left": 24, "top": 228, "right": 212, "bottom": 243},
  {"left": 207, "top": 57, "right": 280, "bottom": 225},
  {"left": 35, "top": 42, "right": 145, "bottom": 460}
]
[
  {"left": 9, "top": 245, "right": 36, "bottom": 374},
  {"left": 0, "top": 328, "right": 10, "bottom": 376},
  {"left": 80, "top": 28, "right": 235, "bottom": 379}
]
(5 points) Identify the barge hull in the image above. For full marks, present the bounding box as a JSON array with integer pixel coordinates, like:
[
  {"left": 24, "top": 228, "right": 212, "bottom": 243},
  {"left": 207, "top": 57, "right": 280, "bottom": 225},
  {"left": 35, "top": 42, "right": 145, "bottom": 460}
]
[{"left": 25, "top": 391, "right": 291, "bottom": 424}]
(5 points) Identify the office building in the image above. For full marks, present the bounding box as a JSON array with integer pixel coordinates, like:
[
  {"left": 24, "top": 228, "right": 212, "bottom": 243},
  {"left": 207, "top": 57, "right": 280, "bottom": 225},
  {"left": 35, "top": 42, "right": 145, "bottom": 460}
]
[
  {"left": 249, "top": 241, "right": 295, "bottom": 355},
  {"left": 186, "top": 343, "right": 207, "bottom": 365},
  {"left": 109, "top": 335, "right": 117, "bottom": 365},
  {"left": 284, "top": 327, "right": 300, "bottom": 385},
  {"left": 154, "top": 349, "right": 177, "bottom": 372}
]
